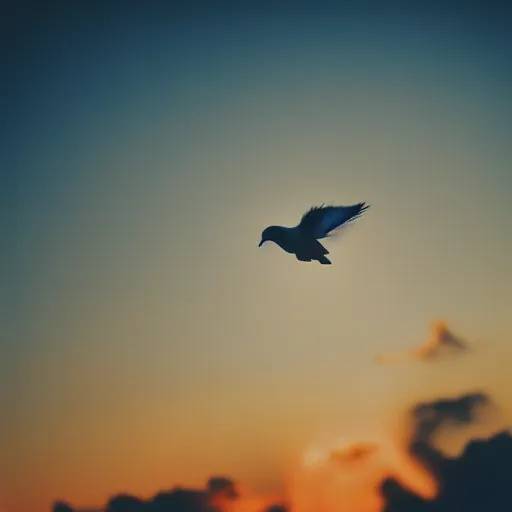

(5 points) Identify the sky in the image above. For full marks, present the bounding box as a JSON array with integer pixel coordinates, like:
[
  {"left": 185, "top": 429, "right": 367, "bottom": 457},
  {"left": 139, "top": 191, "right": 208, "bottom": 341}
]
[{"left": 3, "top": 2, "right": 512, "bottom": 512}]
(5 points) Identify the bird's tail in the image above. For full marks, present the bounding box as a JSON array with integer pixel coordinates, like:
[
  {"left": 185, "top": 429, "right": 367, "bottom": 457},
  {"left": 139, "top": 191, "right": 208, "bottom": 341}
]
[{"left": 317, "top": 255, "right": 331, "bottom": 265}]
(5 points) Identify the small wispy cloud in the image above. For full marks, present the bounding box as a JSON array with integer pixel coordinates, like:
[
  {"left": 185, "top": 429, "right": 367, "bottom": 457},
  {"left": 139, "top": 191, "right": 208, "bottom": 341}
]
[
  {"left": 328, "top": 442, "right": 378, "bottom": 466},
  {"left": 375, "top": 321, "right": 469, "bottom": 365}
]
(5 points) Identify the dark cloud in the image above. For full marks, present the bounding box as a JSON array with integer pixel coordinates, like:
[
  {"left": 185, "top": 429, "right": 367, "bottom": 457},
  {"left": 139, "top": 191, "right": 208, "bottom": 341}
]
[
  {"left": 206, "top": 477, "right": 239, "bottom": 499},
  {"left": 406, "top": 391, "right": 491, "bottom": 487},
  {"left": 380, "top": 430, "right": 512, "bottom": 512},
  {"left": 411, "top": 392, "right": 489, "bottom": 444},
  {"left": 52, "top": 503, "right": 100, "bottom": 512},
  {"left": 380, "top": 477, "right": 430, "bottom": 512},
  {"left": 51, "top": 477, "right": 285, "bottom": 512},
  {"left": 50, "top": 478, "right": 239, "bottom": 512},
  {"left": 375, "top": 321, "right": 469, "bottom": 365},
  {"left": 51, "top": 393, "right": 510, "bottom": 512},
  {"left": 52, "top": 503, "right": 76, "bottom": 512},
  {"left": 149, "top": 488, "right": 210, "bottom": 512},
  {"left": 379, "top": 392, "right": 512, "bottom": 512},
  {"left": 106, "top": 494, "right": 146, "bottom": 512}
]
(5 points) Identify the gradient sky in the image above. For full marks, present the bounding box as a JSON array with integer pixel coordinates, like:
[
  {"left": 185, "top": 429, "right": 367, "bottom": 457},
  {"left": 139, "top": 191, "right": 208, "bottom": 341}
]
[{"left": 4, "top": 2, "right": 512, "bottom": 512}]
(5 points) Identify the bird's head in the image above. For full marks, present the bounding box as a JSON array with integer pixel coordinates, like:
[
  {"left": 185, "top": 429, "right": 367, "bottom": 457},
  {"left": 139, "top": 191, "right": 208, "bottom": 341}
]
[{"left": 258, "top": 226, "right": 280, "bottom": 247}]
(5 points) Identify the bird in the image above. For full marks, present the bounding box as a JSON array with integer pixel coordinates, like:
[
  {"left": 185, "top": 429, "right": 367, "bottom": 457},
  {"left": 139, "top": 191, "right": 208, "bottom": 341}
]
[{"left": 258, "top": 202, "right": 370, "bottom": 264}]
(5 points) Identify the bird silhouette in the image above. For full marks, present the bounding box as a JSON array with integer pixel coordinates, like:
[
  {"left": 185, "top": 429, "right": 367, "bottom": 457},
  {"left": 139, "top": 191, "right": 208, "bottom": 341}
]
[{"left": 258, "top": 202, "right": 370, "bottom": 264}]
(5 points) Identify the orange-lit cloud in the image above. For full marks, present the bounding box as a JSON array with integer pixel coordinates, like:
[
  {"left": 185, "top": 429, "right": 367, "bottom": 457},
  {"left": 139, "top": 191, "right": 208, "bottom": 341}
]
[
  {"left": 329, "top": 442, "right": 378, "bottom": 465},
  {"left": 287, "top": 435, "right": 411, "bottom": 512},
  {"left": 375, "top": 320, "right": 469, "bottom": 364}
]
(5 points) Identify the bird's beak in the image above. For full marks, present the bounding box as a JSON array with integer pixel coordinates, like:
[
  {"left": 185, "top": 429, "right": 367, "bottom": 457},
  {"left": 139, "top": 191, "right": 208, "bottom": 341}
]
[{"left": 258, "top": 239, "right": 264, "bottom": 247}]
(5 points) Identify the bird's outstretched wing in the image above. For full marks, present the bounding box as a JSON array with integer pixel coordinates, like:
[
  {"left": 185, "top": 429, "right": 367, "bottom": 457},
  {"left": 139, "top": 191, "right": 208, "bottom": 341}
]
[{"left": 298, "top": 202, "right": 370, "bottom": 239}]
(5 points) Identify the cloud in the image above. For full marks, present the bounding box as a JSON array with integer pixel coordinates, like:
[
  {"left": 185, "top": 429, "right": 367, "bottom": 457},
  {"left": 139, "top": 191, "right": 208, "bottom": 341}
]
[
  {"left": 328, "top": 442, "right": 379, "bottom": 465},
  {"left": 51, "top": 393, "right": 509, "bottom": 512},
  {"left": 378, "top": 391, "right": 512, "bottom": 512},
  {"left": 380, "top": 429, "right": 512, "bottom": 512},
  {"left": 410, "top": 392, "right": 489, "bottom": 444},
  {"left": 207, "top": 477, "right": 239, "bottom": 498},
  {"left": 52, "top": 503, "right": 77, "bottom": 512},
  {"left": 375, "top": 321, "right": 469, "bottom": 365},
  {"left": 52, "top": 503, "right": 101, "bottom": 512},
  {"left": 105, "top": 494, "right": 146, "bottom": 512},
  {"left": 54, "top": 477, "right": 284, "bottom": 512},
  {"left": 100, "top": 478, "right": 239, "bottom": 512}
]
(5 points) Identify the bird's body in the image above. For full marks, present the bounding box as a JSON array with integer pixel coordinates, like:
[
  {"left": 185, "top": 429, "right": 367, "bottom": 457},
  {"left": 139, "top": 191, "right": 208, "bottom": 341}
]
[
  {"left": 258, "top": 202, "right": 369, "bottom": 265},
  {"left": 261, "top": 226, "right": 331, "bottom": 262}
]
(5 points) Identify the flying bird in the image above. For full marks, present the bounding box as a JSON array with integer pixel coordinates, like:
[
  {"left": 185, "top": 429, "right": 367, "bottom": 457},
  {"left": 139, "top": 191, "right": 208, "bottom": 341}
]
[{"left": 258, "top": 202, "right": 370, "bottom": 264}]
